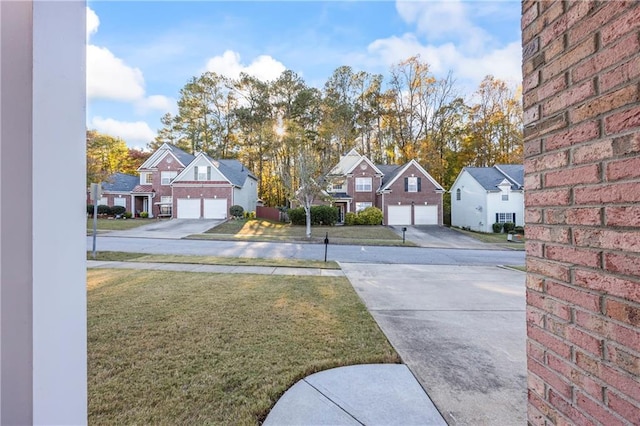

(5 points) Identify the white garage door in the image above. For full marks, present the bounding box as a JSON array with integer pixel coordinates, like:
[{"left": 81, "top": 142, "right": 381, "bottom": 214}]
[
  {"left": 415, "top": 205, "right": 438, "bottom": 225},
  {"left": 387, "top": 206, "right": 412, "bottom": 225},
  {"left": 203, "top": 199, "right": 227, "bottom": 219},
  {"left": 113, "top": 197, "right": 127, "bottom": 207},
  {"left": 177, "top": 199, "right": 200, "bottom": 219}
]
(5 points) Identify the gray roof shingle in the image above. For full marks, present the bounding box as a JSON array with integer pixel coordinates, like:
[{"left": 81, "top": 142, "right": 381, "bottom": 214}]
[
  {"left": 167, "top": 144, "right": 195, "bottom": 166},
  {"left": 101, "top": 173, "right": 139, "bottom": 192},
  {"left": 377, "top": 164, "right": 402, "bottom": 187},
  {"left": 215, "top": 159, "right": 257, "bottom": 187},
  {"left": 465, "top": 165, "right": 524, "bottom": 191}
]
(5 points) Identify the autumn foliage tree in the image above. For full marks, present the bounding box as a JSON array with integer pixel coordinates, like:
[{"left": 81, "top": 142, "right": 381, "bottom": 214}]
[{"left": 150, "top": 55, "right": 523, "bottom": 215}]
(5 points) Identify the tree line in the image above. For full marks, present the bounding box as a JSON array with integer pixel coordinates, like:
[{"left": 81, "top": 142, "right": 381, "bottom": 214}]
[{"left": 89, "top": 55, "right": 523, "bottom": 212}]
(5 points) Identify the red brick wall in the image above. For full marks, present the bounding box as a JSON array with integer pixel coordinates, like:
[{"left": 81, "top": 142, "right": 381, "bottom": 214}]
[
  {"left": 346, "top": 159, "right": 382, "bottom": 212},
  {"left": 381, "top": 163, "right": 443, "bottom": 225},
  {"left": 523, "top": 1, "right": 640, "bottom": 424}
]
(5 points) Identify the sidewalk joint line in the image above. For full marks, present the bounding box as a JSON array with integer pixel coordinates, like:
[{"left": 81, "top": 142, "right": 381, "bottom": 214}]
[{"left": 302, "top": 379, "right": 365, "bottom": 425}]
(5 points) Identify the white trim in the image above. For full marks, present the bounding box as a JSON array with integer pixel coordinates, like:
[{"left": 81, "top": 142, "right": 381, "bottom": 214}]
[{"left": 173, "top": 152, "right": 232, "bottom": 184}]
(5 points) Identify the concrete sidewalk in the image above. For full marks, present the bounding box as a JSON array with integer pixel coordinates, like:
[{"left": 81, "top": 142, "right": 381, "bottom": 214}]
[
  {"left": 87, "top": 260, "right": 344, "bottom": 276},
  {"left": 264, "top": 364, "right": 446, "bottom": 425}
]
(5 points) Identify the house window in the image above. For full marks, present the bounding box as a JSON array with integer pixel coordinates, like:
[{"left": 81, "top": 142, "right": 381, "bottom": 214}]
[
  {"left": 405, "top": 176, "right": 420, "bottom": 192},
  {"left": 355, "top": 177, "right": 372, "bottom": 192},
  {"left": 502, "top": 194, "right": 509, "bottom": 201},
  {"left": 496, "top": 213, "right": 516, "bottom": 223},
  {"left": 456, "top": 188, "right": 461, "bottom": 200},
  {"left": 356, "top": 202, "right": 372, "bottom": 212},
  {"left": 99, "top": 197, "right": 107, "bottom": 205},
  {"left": 333, "top": 183, "right": 343, "bottom": 191},
  {"left": 194, "top": 166, "right": 211, "bottom": 181},
  {"left": 113, "top": 197, "right": 126, "bottom": 207},
  {"left": 159, "top": 196, "right": 173, "bottom": 216},
  {"left": 161, "top": 171, "right": 177, "bottom": 185},
  {"left": 144, "top": 173, "right": 152, "bottom": 184}
]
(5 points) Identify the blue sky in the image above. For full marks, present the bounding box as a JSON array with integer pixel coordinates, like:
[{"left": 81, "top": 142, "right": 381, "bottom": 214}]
[{"left": 87, "top": 1, "right": 522, "bottom": 149}]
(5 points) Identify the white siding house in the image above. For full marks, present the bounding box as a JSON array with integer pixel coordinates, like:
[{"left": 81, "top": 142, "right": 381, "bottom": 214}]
[{"left": 450, "top": 165, "right": 524, "bottom": 233}]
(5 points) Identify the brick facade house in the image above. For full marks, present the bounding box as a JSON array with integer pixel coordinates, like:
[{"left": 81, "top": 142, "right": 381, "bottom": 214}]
[
  {"left": 523, "top": 1, "right": 640, "bottom": 424},
  {"left": 90, "top": 143, "right": 258, "bottom": 219},
  {"left": 324, "top": 149, "right": 445, "bottom": 225}
]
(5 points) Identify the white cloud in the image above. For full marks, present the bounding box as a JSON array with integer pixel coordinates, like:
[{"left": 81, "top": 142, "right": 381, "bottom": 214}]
[
  {"left": 365, "top": 1, "right": 522, "bottom": 92},
  {"left": 90, "top": 117, "right": 156, "bottom": 148},
  {"left": 135, "top": 95, "right": 177, "bottom": 115},
  {"left": 395, "top": 0, "right": 490, "bottom": 51},
  {"left": 205, "top": 50, "right": 286, "bottom": 82},
  {"left": 86, "top": 7, "right": 99, "bottom": 41},
  {"left": 87, "top": 45, "right": 146, "bottom": 101}
]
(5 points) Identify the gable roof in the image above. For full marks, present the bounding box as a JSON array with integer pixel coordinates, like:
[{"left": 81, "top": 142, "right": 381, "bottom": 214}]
[
  {"left": 138, "top": 143, "right": 194, "bottom": 170},
  {"left": 377, "top": 164, "right": 402, "bottom": 187},
  {"left": 464, "top": 165, "right": 524, "bottom": 191},
  {"left": 328, "top": 148, "right": 383, "bottom": 176},
  {"left": 378, "top": 159, "right": 445, "bottom": 192},
  {"left": 101, "top": 173, "right": 138, "bottom": 192},
  {"left": 216, "top": 159, "right": 258, "bottom": 187},
  {"left": 172, "top": 152, "right": 257, "bottom": 188}
]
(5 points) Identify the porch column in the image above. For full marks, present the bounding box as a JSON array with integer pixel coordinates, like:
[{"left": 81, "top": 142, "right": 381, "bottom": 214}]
[
  {"left": 0, "top": 1, "right": 87, "bottom": 424},
  {"left": 148, "top": 194, "right": 154, "bottom": 218}
]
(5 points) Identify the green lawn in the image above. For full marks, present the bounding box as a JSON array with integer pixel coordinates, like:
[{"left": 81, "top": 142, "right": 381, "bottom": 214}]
[
  {"left": 88, "top": 251, "right": 340, "bottom": 269},
  {"left": 196, "top": 219, "right": 414, "bottom": 246},
  {"left": 87, "top": 218, "right": 154, "bottom": 231},
  {"left": 88, "top": 269, "right": 399, "bottom": 425}
]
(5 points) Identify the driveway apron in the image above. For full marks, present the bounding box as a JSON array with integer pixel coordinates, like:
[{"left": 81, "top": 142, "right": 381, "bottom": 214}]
[
  {"left": 389, "top": 225, "right": 505, "bottom": 249},
  {"left": 341, "top": 263, "right": 527, "bottom": 426},
  {"left": 101, "top": 219, "right": 223, "bottom": 239}
]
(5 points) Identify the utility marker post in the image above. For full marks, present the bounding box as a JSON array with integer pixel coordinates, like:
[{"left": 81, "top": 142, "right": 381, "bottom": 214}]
[{"left": 324, "top": 232, "right": 329, "bottom": 262}]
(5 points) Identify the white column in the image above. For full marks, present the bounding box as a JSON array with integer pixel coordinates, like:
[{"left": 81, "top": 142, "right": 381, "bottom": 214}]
[{"left": 1, "top": 1, "right": 87, "bottom": 424}]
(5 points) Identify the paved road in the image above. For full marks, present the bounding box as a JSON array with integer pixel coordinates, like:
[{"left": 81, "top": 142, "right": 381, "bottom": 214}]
[
  {"left": 89, "top": 236, "right": 525, "bottom": 266},
  {"left": 342, "top": 263, "right": 527, "bottom": 425}
]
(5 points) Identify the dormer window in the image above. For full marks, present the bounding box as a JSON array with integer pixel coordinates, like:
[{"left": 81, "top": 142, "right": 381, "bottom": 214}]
[
  {"left": 144, "top": 173, "right": 152, "bottom": 184},
  {"left": 194, "top": 166, "right": 211, "bottom": 181}
]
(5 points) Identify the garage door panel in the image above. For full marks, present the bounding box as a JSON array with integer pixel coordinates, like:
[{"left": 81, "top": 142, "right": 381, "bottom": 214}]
[
  {"left": 177, "top": 199, "right": 200, "bottom": 219},
  {"left": 415, "top": 205, "right": 438, "bottom": 225},
  {"left": 204, "top": 199, "right": 227, "bottom": 219},
  {"left": 388, "top": 206, "right": 411, "bottom": 225}
]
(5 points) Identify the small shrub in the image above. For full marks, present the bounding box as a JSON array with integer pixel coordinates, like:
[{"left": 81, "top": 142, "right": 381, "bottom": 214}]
[
  {"left": 514, "top": 226, "right": 524, "bottom": 235},
  {"left": 111, "top": 205, "right": 126, "bottom": 216},
  {"left": 358, "top": 207, "right": 383, "bottom": 225},
  {"left": 288, "top": 205, "right": 339, "bottom": 226},
  {"left": 344, "top": 212, "right": 357, "bottom": 226},
  {"left": 502, "top": 222, "right": 515, "bottom": 233},
  {"left": 229, "top": 205, "right": 244, "bottom": 218},
  {"left": 97, "top": 205, "right": 112, "bottom": 216},
  {"left": 492, "top": 222, "right": 502, "bottom": 233},
  {"left": 123, "top": 212, "right": 133, "bottom": 219},
  {"left": 288, "top": 207, "right": 306, "bottom": 225},
  {"left": 140, "top": 212, "right": 149, "bottom": 218},
  {"left": 312, "top": 205, "right": 339, "bottom": 226},
  {"left": 87, "top": 204, "right": 95, "bottom": 216}
]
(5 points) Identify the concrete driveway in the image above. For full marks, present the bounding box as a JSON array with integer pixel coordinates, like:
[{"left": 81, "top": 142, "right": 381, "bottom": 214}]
[
  {"left": 102, "top": 219, "right": 223, "bottom": 239},
  {"left": 341, "top": 263, "right": 526, "bottom": 425},
  {"left": 390, "top": 225, "right": 502, "bottom": 249}
]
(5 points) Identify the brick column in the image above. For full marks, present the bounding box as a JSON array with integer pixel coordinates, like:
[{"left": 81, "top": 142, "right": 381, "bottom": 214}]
[{"left": 523, "top": 1, "right": 640, "bottom": 424}]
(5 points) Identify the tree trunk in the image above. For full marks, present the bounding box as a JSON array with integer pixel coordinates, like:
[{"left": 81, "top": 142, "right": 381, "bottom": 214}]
[{"left": 304, "top": 202, "right": 312, "bottom": 239}]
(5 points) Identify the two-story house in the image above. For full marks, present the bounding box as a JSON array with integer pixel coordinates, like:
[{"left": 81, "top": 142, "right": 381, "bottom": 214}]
[
  {"left": 130, "top": 143, "right": 258, "bottom": 219},
  {"left": 324, "top": 149, "right": 445, "bottom": 226},
  {"left": 450, "top": 164, "right": 524, "bottom": 232}
]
